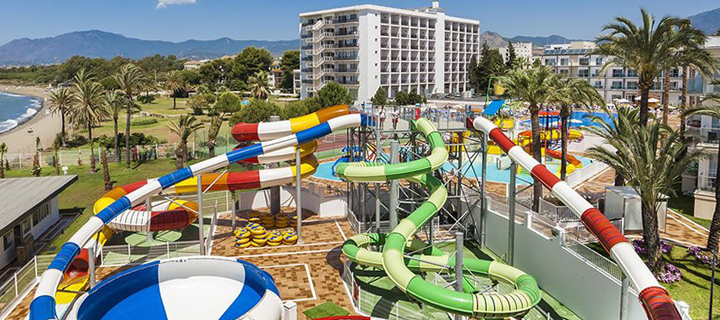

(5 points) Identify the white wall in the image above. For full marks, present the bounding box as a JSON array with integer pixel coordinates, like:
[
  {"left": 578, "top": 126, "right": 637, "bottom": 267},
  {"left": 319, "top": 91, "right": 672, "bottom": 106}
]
[
  {"left": 477, "top": 205, "right": 649, "bottom": 320},
  {"left": 238, "top": 184, "right": 347, "bottom": 218},
  {"left": 30, "top": 197, "right": 60, "bottom": 240},
  {"left": 357, "top": 9, "right": 382, "bottom": 103}
]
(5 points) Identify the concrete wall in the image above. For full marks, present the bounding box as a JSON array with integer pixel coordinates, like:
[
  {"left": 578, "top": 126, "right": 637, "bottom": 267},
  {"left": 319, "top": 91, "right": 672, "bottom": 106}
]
[
  {"left": 238, "top": 184, "right": 347, "bottom": 218},
  {"left": 478, "top": 205, "right": 648, "bottom": 320}
]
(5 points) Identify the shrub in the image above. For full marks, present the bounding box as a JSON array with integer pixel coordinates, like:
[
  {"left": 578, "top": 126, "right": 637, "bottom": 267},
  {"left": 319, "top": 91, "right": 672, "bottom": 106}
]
[
  {"left": 130, "top": 117, "right": 158, "bottom": 126},
  {"left": 281, "top": 101, "right": 310, "bottom": 120},
  {"left": 98, "top": 133, "right": 160, "bottom": 150},
  {"left": 230, "top": 100, "right": 280, "bottom": 125},
  {"left": 137, "top": 94, "right": 156, "bottom": 104}
]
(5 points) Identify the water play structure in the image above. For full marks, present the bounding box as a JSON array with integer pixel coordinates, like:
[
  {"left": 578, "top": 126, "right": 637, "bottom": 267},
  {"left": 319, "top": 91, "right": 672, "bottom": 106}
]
[
  {"left": 30, "top": 106, "right": 364, "bottom": 320},
  {"left": 338, "top": 119, "right": 541, "bottom": 318}
]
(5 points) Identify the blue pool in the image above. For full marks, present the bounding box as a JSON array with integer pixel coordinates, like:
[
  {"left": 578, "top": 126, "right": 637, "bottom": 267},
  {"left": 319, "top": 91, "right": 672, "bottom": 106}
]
[
  {"left": 313, "top": 156, "right": 593, "bottom": 185},
  {"left": 521, "top": 111, "right": 616, "bottom": 129}
]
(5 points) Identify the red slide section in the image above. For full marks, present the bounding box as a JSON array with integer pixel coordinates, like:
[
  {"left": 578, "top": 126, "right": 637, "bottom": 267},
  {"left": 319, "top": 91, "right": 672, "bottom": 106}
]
[{"left": 546, "top": 149, "right": 581, "bottom": 167}]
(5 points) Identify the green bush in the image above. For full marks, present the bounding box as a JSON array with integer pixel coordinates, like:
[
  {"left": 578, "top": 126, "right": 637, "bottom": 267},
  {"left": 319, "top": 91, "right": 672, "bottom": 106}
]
[
  {"left": 230, "top": 100, "right": 281, "bottom": 125},
  {"left": 281, "top": 101, "right": 310, "bottom": 120},
  {"left": 137, "top": 94, "right": 156, "bottom": 104},
  {"left": 130, "top": 117, "right": 159, "bottom": 126}
]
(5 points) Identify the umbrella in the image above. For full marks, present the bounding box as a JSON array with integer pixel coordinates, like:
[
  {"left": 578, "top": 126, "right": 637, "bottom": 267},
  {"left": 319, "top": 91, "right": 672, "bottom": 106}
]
[
  {"left": 615, "top": 98, "right": 632, "bottom": 104},
  {"left": 633, "top": 97, "right": 661, "bottom": 103}
]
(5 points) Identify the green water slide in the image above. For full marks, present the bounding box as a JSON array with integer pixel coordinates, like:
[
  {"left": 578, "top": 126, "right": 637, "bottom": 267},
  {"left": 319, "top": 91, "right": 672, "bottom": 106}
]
[{"left": 337, "top": 119, "right": 541, "bottom": 319}]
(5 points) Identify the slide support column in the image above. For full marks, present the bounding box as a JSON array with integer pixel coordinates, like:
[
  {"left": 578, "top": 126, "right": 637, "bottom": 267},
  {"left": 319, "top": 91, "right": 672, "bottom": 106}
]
[
  {"left": 375, "top": 113, "right": 381, "bottom": 233},
  {"left": 270, "top": 115, "right": 281, "bottom": 215},
  {"left": 389, "top": 140, "right": 399, "bottom": 229},
  {"left": 508, "top": 161, "right": 517, "bottom": 266},
  {"left": 454, "top": 231, "right": 464, "bottom": 320},
  {"left": 88, "top": 246, "right": 96, "bottom": 289},
  {"left": 231, "top": 191, "right": 237, "bottom": 230},
  {"left": 197, "top": 173, "right": 205, "bottom": 255},
  {"left": 296, "top": 146, "right": 303, "bottom": 244}
]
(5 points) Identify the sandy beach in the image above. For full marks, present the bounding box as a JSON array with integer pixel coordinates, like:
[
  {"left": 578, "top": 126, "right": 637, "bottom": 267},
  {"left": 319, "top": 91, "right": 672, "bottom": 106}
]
[{"left": 0, "top": 84, "right": 61, "bottom": 153}]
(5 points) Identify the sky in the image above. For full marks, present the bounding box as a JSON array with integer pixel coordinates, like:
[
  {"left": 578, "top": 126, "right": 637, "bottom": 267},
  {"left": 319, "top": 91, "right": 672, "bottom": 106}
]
[{"left": 0, "top": 0, "right": 718, "bottom": 45}]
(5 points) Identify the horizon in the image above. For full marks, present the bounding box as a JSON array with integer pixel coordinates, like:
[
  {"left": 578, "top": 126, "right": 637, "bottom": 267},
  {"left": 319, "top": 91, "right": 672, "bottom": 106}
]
[{"left": 0, "top": 0, "right": 718, "bottom": 46}]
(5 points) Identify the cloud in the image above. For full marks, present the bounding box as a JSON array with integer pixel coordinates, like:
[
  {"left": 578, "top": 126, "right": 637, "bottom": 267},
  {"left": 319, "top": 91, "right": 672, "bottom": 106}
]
[{"left": 156, "top": 0, "right": 197, "bottom": 9}]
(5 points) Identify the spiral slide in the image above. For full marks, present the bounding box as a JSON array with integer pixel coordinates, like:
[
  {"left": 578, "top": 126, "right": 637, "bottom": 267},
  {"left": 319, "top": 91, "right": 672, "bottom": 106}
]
[
  {"left": 30, "top": 107, "right": 366, "bottom": 320},
  {"left": 472, "top": 116, "right": 682, "bottom": 320},
  {"left": 338, "top": 119, "right": 541, "bottom": 319}
]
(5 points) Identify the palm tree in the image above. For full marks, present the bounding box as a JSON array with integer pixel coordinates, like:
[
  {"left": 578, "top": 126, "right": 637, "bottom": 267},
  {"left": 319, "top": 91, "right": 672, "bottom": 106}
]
[
  {"left": 52, "top": 139, "right": 61, "bottom": 175},
  {"left": 0, "top": 142, "right": 7, "bottom": 178},
  {"left": 163, "top": 70, "right": 187, "bottom": 109},
  {"left": 70, "top": 69, "right": 108, "bottom": 173},
  {"left": 101, "top": 148, "right": 112, "bottom": 191},
  {"left": 548, "top": 77, "right": 604, "bottom": 180},
  {"left": 168, "top": 115, "right": 204, "bottom": 169},
  {"left": 104, "top": 91, "right": 126, "bottom": 163},
  {"left": 48, "top": 88, "right": 73, "bottom": 147},
  {"left": 586, "top": 110, "right": 702, "bottom": 273},
  {"left": 248, "top": 71, "right": 270, "bottom": 101},
  {"left": 676, "top": 44, "right": 718, "bottom": 139},
  {"left": 206, "top": 109, "right": 224, "bottom": 158},
  {"left": 115, "top": 64, "right": 147, "bottom": 168},
  {"left": 587, "top": 107, "right": 640, "bottom": 186},
  {"left": 499, "top": 66, "right": 557, "bottom": 211},
  {"left": 683, "top": 82, "right": 720, "bottom": 252},
  {"left": 593, "top": 9, "right": 705, "bottom": 126}
]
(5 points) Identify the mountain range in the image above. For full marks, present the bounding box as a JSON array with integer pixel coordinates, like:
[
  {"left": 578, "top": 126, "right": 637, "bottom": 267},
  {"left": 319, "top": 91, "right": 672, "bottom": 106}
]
[
  {"left": 0, "top": 5, "right": 718, "bottom": 66},
  {"left": 0, "top": 30, "right": 298, "bottom": 66}
]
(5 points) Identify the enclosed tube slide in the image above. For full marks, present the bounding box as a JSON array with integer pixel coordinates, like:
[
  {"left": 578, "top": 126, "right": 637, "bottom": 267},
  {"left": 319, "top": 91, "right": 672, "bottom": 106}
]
[
  {"left": 30, "top": 110, "right": 366, "bottom": 320},
  {"left": 67, "top": 256, "right": 281, "bottom": 320},
  {"left": 472, "top": 116, "right": 682, "bottom": 320},
  {"left": 337, "top": 119, "right": 541, "bottom": 319}
]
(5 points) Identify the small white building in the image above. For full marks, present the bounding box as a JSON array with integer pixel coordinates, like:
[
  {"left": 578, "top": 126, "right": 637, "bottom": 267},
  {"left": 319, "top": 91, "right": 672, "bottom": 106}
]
[
  {"left": 0, "top": 176, "right": 77, "bottom": 268},
  {"left": 498, "top": 42, "right": 533, "bottom": 65}
]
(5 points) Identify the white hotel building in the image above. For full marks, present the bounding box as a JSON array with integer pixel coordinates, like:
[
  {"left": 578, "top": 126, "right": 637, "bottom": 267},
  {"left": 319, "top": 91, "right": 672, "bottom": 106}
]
[{"left": 299, "top": 1, "right": 480, "bottom": 103}]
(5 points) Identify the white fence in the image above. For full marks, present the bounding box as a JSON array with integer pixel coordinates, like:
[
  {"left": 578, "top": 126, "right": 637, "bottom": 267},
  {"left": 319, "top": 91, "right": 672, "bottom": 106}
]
[
  {"left": 2, "top": 143, "right": 184, "bottom": 169},
  {"left": 564, "top": 161, "right": 609, "bottom": 188},
  {"left": 0, "top": 255, "right": 54, "bottom": 318},
  {"left": 99, "top": 241, "right": 202, "bottom": 267}
]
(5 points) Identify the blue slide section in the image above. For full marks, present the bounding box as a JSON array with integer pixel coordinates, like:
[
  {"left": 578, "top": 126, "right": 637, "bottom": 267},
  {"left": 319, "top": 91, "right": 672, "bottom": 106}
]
[{"left": 482, "top": 99, "right": 505, "bottom": 116}]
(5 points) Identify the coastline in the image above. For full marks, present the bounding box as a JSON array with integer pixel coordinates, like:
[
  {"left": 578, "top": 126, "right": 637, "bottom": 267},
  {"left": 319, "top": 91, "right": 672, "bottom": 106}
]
[{"left": 0, "top": 84, "right": 62, "bottom": 153}]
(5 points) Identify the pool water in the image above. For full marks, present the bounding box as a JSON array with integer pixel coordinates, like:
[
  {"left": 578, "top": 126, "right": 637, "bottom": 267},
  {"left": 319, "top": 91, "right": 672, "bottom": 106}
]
[
  {"left": 313, "top": 156, "right": 593, "bottom": 185},
  {"left": 521, "top": 111, "right": 616, "bottom": 129}
]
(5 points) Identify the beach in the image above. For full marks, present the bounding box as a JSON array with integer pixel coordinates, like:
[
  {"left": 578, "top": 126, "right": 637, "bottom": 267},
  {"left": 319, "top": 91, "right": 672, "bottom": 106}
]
[{"left": 0, "top": 84, "right": 61, "bottom": 153}]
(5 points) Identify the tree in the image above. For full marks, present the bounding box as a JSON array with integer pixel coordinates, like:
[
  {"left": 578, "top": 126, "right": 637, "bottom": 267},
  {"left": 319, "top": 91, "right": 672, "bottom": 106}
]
[
  {"left": 0, "top": 142, "right": 6, "bottom": 178},
  {"left": 168, "top": 115, "right": 203, "bottom": 169},
  {"left": 586, "top": 109, "right": 701, "bottom": 273},
  {"left": 104, "top": 91, "right": 128, "bottom": 163},
  {"left": 248, "top": 71, "right": 271, "bottom": 100},
  {"left": 683, "top": 82, "right": 720, "bottom": 252},
  {"left": 371, "top": 87, "right": 387, "bottom": 106},
  {"left": 215, "top": 92, "right": 243, "bottom": 114},
  {"left": 32, "top": 137, "right": 41, "bottom": 177},
  {"left": 548, "top": 77, "right": 604, "bottom": 180},
  {"left": 114, "top": 64, "right": 147, "bottom": 168},
  {"left": 206, "top": 113, "right": 223, "bottom": 158},
  {"left": 282, "top": 101, "right": 310, "bottom": 119},
  {"left": 187, "top": 93, "right": 215, "bottom": 115},
  {"left": 230, "top": 100, "right": 281, "bottom": 125},
  {"left": 317, "top": 82, "right": 353, "bottom": 108},
  {"left": 198, "top": 59, "right": 235, "bottom": 91},
  {"left": 587, "top": 106, "right": 640, "bottom": 186},
  {"left": 163, "top": 70, "right": 187, "bottom": 109},
  {"left": 70, "top": 69, "right": 108, "bottom": 173},
  {"left": 716, "top": 27, "right": 720, "bottom": 36},
  {"left": 48, "top": 88, "right": 72, "bottom": 147},
  {"left": 468, "top": 55, "right": 480, "bottom": 91},
  {"left": 101, "top": 148, "right": 112, "bottom": 190},
  {"left": 234, "top": 47, "right": 274, "bottom": 83},
  {"left": 280, "top": 50, "right": 300, "bottom": 91},
  {"left": 52, "top": 140, "right": 61, "bottom": 175},
  {"left": 500, "top": 66, "right": 557, "bottom": 211},
  {"left": 395, "top": 91, "right": 411, "bottom": 106},
  {"left": 593, "top": 9, "right": 705, "bottom": 126},
  {"left": 505, "top": 41, "right": 517, "bottom": 69},
  {"left": 476, "top": 43, "right": 506, "bottom": 94}
]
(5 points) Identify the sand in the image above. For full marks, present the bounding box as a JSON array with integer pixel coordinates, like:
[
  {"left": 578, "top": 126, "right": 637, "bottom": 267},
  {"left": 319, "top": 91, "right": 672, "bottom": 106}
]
[{"left": 0, "top": 84, "right": 62, "bottom": 153}]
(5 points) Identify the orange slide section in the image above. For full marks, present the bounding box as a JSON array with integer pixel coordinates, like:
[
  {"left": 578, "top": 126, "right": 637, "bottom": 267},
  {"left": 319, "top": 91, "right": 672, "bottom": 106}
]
[{"left": 546, "top": 149, "right": 582, "bottom": 167}]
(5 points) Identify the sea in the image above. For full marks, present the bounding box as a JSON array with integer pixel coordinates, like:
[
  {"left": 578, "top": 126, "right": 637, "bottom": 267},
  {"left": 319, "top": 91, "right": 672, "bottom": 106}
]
[{"left": 0, "top": 91, "right": 42, "bottom": 133}]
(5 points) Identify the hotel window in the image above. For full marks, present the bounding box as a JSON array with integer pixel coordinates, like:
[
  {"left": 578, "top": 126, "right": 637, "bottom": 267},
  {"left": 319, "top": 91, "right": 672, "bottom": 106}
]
[
  {"left": 560, "top": 58, "right": 569, "bottom": 66},
  {"left": 593, "top": 81, "right": 603, "bottom": 88},
  {"left": 595, "top": 57, "right": 603, "bottom": 65},
  {"left": 611, "top": 81, "right": 623, "bottom": 89},
  {"left": 671, "top": 82, "right": 679, "bottom": 90},
  {"left": 3, "top": 231, "right": 13, "bottom": 251},
  {"left": 627, "top": 70, "right": 638, "bottom": 77},
  {"left": 544, "top": 59, "right": 556, "bottom": 66},
  {"left": 579, "top": 58, "right": 590, "bottom": 66},
  {"left": 612, "top": 69, "right": 624, "bottom": 77},
  {"left": 577, "top": 70, "right": 589, "bottom": 77},
  {"left": 653, "top": 82, "right": 662, "bottom": 90},
  {"left": 626, "top": 81, "right": 638, "bottom": 90},
  {"left": 559, "top": 69, "right": 569, "bottom": 75}
]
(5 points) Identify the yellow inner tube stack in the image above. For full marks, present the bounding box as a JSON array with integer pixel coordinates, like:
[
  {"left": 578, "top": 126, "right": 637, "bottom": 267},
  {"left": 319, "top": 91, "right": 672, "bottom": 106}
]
[{"left": 234, "top": 223, "right": 298, "bottom": 248}]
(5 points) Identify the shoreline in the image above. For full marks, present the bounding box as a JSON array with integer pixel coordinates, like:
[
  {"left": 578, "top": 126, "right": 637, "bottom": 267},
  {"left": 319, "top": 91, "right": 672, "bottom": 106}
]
[
  {"left": 0, "top": 84, "right": 61, "bottom": 153},
  {"left": 0, "top": 86, "right": 48, "bottom": 137}
]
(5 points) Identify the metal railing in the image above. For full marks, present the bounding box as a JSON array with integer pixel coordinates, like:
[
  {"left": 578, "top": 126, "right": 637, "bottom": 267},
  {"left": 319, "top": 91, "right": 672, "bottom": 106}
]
[
  {"left": 100, "top": 240, "right": 202, "bottom": 266},
  {"left": 0, "top": 255, "right": 53, "bottom": 318}
]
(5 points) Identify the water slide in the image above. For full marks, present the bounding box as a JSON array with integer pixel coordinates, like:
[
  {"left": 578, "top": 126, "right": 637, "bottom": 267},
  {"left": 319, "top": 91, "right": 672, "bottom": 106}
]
[
  {"left": 31, "top": 107, "right": 366, "bottom": 320},
  {"left": 337, "top": 119, "right": 541, "bottom": 319},
  {"left": 517, "top": 129, "right": 583, "bottom": 145},
  {"left": 545, "top": 149, "right": 582, "bottom": 168},
  {"left": 472, "top": 116, "right": 682, "bottom": 320}
]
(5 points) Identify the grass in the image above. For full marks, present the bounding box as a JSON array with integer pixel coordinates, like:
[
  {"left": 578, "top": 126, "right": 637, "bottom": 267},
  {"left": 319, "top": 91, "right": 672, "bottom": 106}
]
[
  {"left": 5, "top": 159, "right": 183, "bottom": 254},
  {"left": 667, "top": 192, "right": 711, "bottom": 230},
  {"left": 303, "top": 301, "right": 350, "bottom": 319},
  {"left": 586, "top": 241, "right": 719, "bottom": 319}
]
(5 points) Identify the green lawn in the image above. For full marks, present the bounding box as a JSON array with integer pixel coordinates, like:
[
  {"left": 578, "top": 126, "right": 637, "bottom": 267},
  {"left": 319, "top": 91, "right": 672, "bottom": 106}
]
[
  {"left": 587, "top": 241, "right": 719, "bottom": 319},
  {"left": 5, "top": 159, "right": 183, "bottom": 253},
  {"left": 667, "top": 193, "right": 711, "bottom": 230}
]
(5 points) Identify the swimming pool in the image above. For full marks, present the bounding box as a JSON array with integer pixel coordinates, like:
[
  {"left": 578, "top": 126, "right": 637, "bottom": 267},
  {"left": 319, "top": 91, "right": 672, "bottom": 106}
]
[
  {"left": 313, "top": 156, "right": 593, "bottom": 185},
  {"left": 521, "top": 111, "right": 616, "bottom": 129}
]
